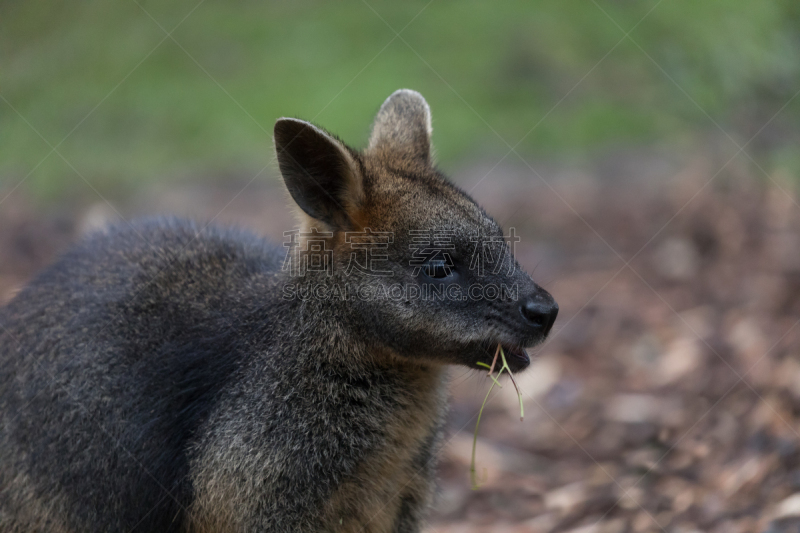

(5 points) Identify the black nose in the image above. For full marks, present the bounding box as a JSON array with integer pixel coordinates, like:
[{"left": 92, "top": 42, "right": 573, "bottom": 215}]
[{"left": 520, "top": 296, "right": 558, "bottom": 335}]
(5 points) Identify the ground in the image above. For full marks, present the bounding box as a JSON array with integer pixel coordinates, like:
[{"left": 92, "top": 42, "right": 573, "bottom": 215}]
[{"left": 1, "top": 151, "right": 799, "bottom": 532}]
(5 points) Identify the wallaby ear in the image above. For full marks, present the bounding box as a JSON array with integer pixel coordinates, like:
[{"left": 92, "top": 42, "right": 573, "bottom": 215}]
[
  {"left": 274, "top": 118, "right": 363, "bottom": 231},
  {"left": 367, "top": 89, "right": 432, "bottom": 164}
]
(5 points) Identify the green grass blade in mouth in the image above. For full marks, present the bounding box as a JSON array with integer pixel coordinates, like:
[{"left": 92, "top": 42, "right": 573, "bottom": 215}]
[{"left": 470, "top": 345, "right": 525, "bottom": 489}]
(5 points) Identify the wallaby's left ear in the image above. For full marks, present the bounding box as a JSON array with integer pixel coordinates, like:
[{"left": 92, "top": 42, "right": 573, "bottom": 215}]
[
  {"left": 367, "top": 89, "right": 432, "bottom": 165},
  {"left": 274, "top": 118, "right": 363, "bottom": 231}
]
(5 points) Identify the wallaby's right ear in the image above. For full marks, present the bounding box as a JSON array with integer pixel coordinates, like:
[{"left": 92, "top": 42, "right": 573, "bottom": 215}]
[{"left": 274, "top": 118, "right": 363, "bottom": 231}]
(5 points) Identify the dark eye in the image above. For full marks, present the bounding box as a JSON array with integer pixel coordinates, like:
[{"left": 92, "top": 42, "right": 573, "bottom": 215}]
[{"left": 423, "top": 259, "right": 454, "bottom": 280}]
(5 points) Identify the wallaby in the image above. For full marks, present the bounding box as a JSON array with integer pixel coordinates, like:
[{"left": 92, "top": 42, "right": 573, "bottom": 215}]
[{"left": 0, "top": 89, "right": 558, "bottom": 532}]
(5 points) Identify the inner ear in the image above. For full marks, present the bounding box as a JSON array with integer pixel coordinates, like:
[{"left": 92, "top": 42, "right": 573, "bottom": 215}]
[
  {"left": 367, "top": 89, "right": 432, "bottom": 165},
  {"left": 274, "top": 118, "right": 363, "bottom": 231}
]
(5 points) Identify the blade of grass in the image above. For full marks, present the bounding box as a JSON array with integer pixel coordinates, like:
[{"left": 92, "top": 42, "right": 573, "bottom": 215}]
[
  {"left": 470, "top": 370, "right": 500, "bottom": 489},
  {"left": 476, "top": 362, "right": 503, "bottom": 387},
  {"left": 470, "top": 344, "right": 526, "bottom": 488},
  {"left": 499, "top": 347, "right": 524, "bottom": 421},
  {"left": 487, "top": 344, "right": 501, "bottom": 375}
]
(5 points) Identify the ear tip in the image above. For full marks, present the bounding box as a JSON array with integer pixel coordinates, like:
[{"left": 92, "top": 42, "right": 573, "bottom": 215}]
[
  {"left": 378, "top": 89, "right": 432, "bottom": 136},
  {"left": 274, "top": 118, "right": 331, "bottom": 146},
  {"left": 382, "top": 89, "right": 429, "bottom": 110},
  {"left": 389, "top": 88, "right": 425, "bottom": 99},
  {"left": 274, "top": 117, "right": 305, "bottom": 134}
]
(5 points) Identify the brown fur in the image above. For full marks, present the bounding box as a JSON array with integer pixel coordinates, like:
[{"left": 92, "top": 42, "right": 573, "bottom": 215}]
[{"left": 320, "top": 361, "right": 445, "bottom": 533}]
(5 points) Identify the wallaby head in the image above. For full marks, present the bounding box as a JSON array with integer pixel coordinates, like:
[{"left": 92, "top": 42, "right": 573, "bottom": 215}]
[{"left": 274, "top": 89, "right": 557, "bottom": 372}]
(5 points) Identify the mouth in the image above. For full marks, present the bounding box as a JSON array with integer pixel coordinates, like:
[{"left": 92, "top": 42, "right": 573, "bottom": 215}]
[
  {"left": 473, "top": 342, "right": 531, "bottom": 372},
  {"left": 502, "top": 344, "right": 530, "bottom": 368}
]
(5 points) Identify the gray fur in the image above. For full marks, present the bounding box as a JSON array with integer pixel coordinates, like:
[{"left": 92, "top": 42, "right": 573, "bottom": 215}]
[{"left": 0, "top": 90, "right": 556, "bottom": 532}]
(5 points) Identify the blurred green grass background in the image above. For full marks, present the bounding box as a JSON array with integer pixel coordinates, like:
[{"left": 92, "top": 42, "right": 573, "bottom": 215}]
[{"left": 2, "top": 0, "right": 800, "bottom": 201}]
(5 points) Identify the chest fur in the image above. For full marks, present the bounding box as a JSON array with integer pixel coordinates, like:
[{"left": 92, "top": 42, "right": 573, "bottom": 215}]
[{"left": 322, "top": 367, "right": 448, "bottom": 533}]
